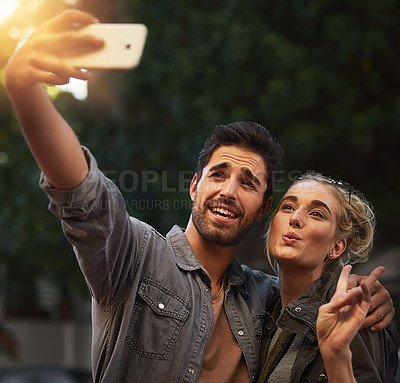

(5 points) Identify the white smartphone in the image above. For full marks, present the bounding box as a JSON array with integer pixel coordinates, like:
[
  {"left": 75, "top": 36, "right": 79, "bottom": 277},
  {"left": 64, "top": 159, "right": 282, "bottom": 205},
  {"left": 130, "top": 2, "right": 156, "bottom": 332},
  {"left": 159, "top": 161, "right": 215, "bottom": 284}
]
[{"left": 67, "top": 23, "right": 148, "bottom": 70}]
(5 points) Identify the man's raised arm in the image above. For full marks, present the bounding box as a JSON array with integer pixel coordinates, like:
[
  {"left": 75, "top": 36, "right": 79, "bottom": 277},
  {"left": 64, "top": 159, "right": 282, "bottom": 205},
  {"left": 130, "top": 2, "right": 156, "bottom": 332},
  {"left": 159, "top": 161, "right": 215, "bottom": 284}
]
[{"left": 4, "top": 10, "right": 104, "bottom": 189}]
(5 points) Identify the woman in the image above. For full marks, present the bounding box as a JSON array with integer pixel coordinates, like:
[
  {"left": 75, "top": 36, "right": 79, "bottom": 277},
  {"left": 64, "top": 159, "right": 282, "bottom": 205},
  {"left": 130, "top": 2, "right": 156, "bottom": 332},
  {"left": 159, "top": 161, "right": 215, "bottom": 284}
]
[{"left": 257, "top": 172, "right": 399, "bottom": 382}]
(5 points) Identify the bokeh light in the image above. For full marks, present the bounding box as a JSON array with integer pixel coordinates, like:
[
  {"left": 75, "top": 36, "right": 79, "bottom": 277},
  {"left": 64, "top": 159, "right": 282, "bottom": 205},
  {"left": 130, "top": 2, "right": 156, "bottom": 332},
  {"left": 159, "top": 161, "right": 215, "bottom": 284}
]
[{"left": 0, "top": 0, "right": 20, "bottom": 26}]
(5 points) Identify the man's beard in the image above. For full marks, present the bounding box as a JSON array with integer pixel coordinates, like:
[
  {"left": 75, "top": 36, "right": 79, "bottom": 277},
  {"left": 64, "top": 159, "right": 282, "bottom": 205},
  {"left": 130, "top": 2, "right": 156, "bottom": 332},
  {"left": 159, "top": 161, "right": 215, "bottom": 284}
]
[{"left": 191, "top": 196, "right": 258, "bottom": 246}]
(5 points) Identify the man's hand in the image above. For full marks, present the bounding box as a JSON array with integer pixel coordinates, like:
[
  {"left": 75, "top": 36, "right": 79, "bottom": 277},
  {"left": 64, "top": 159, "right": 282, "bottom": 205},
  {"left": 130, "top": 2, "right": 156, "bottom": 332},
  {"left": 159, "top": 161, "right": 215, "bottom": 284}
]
[
  {"left": 3, "top": 10, "right": 98, "bottom": 190},
  {"left": 348, "top": 270, "right": 394, "bottom": 331},
  {"left": 5, "top": 9, "right": 104, "bottom": 92}
]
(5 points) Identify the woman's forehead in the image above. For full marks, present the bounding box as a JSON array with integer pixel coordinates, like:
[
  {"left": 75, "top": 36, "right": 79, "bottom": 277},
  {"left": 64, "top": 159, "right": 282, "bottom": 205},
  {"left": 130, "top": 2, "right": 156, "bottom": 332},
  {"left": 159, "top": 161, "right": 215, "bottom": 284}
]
[{"left": 286, "top": 180, "right": 338, "bottom": 208}]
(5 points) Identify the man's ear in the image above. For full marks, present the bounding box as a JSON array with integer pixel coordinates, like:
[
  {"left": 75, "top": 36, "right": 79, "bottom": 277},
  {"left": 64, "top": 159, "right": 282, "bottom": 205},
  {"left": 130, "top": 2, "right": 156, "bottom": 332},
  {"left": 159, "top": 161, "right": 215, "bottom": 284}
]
[
  {"left": 329, "top": 238, "right": 347, "bottom": 259},
  {"left": 256, "top": 197, "right": 272, "bottom": 222},
  {"left": 189, "top": 174, "right": 198, "bottom": 201}
]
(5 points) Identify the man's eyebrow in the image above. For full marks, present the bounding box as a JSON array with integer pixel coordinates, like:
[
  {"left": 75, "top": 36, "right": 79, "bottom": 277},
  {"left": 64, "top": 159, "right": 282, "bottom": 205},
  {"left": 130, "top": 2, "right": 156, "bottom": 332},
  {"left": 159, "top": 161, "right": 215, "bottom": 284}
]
[
  {"left": 279, "top": 195, "right": 332, "bottom": 216},
  {"left": 209, "top": 162, "right": 230, "bottom": 173},
  {"left": 242, "top": 168, "right": 261, "bottom": 187},
  {"left": 209, "top": 162, "right": 262, "bottom": 188}
]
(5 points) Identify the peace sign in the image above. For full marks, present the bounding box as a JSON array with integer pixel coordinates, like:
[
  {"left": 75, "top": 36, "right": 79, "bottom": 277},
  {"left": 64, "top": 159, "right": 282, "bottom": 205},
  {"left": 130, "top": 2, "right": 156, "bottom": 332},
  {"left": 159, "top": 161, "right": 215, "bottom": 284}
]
[{"left": 316, "top": 265, "right": 385, "bottom": 382}]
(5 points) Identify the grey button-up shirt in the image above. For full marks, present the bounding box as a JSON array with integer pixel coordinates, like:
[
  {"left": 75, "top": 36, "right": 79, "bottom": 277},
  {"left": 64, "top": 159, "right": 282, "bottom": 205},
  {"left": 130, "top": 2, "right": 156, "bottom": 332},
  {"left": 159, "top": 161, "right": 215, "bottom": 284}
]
[{"left": 40, "top": 148, "right": 279, "bottom": 383}]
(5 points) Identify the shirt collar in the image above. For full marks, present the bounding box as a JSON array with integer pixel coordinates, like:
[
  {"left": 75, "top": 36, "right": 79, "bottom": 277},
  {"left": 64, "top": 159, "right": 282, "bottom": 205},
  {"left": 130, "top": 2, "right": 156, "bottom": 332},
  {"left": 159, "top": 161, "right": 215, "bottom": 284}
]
[{"left": 166, "top": 225, "right": 246, "bottom": 288}]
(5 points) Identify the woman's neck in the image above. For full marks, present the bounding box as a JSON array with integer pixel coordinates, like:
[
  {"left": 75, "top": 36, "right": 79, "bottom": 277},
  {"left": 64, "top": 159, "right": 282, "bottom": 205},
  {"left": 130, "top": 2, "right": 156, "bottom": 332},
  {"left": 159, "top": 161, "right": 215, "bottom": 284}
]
[{"left": 278, "top": 266, "right": 323, "bottom": 308}]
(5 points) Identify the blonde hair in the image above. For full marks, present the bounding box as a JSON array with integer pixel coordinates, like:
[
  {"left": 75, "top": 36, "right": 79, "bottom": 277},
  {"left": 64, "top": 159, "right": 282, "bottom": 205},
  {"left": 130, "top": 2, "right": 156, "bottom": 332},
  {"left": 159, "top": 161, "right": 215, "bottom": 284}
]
[{"left": 265, "top": 172, "right": 376, "bottom": 276}]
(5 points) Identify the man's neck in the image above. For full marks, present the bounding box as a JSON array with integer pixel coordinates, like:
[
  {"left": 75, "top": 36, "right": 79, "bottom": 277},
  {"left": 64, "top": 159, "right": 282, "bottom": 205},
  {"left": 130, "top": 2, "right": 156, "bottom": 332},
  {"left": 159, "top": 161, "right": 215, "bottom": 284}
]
[{"left": 184, "top": 219, "right": 237, "bottom": 294}]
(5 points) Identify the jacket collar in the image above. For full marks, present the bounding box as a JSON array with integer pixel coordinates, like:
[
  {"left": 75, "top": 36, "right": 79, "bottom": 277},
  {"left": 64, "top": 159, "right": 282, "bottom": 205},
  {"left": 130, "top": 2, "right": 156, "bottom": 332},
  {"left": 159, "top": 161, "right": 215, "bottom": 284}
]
[
  {"left": 276, "top": 275, "right": 337, "bottom": 337},
  {"left": 166, "top": 225, "right": 246, "bottom": 288}
]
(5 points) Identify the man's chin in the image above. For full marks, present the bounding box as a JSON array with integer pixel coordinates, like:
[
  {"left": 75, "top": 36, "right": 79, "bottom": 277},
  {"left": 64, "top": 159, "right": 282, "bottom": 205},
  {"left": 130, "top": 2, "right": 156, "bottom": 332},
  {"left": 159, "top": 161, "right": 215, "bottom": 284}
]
[
  {"left": 191, "top": 207, "right": 250, "bottom": 246},
  {"left": 202, "top": 227, "right": 245, "bottom": 247}
]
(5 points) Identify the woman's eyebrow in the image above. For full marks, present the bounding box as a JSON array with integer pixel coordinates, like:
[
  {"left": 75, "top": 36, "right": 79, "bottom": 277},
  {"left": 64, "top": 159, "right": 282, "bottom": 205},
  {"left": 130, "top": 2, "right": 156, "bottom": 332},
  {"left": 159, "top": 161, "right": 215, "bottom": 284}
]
[
  {"left": 311, "top": 200, "right": 332, "bottom": 216},
  {"left": 280, "top": 195, "right": 332, "bottom": 216},
  {"left": 280, "top": 195, "right": 297, "bottom": 203}
]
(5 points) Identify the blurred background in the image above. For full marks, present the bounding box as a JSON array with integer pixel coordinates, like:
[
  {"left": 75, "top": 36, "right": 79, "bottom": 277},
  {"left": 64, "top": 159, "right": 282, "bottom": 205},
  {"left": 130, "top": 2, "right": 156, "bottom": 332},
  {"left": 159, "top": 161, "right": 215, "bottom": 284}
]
[{"left": 0, "top": 0, "right": 399, "bottom": 379}]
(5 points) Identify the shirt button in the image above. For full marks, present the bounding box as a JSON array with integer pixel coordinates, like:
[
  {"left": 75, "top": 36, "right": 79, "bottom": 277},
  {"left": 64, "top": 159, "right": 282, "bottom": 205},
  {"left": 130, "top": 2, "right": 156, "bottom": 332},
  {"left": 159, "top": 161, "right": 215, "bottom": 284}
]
[
  {"left": 158, "top": 303, "right": 165, "bottom": 309},
  {"left": 188, "top": 368, "right": 195, "bottom": 375},
  {"left": 318, "top": 373, "right": 328, "bottom": 382},
  {"left": 202, "top": 324, "right": 207, "bottom": 329},
  {"left": 294, "top": 306, "right": 302, "bottom": 312},
  {"left": 204, "top": 287, "right": 209, "bottom": 292},
  {"left": 238, "top": 330, "right": 244, "bottom": 336}
]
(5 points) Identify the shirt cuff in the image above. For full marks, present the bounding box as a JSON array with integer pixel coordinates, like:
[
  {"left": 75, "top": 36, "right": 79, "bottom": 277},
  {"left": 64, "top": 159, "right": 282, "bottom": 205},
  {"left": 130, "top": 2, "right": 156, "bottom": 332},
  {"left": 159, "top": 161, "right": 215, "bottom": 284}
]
[{"left": 39, "top": 146, "right": 100, "bottom": 209}]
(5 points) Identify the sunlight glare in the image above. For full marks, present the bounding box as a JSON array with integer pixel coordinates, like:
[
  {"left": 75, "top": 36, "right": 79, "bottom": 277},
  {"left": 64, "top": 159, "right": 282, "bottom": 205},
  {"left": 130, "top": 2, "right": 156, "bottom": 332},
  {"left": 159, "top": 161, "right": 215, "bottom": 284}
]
[
  {"left": 0, "top": 0, "right": 20, "bottom": 26},
  {"left": 27, "top": 0, "right": 43, "bottom": 13}
]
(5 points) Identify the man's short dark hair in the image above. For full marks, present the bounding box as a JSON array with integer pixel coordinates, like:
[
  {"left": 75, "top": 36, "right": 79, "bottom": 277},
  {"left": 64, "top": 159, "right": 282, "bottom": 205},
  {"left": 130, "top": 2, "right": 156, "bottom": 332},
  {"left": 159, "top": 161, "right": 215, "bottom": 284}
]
[{"left": 195, "top": 121, "right": 284, "bottom": 202}]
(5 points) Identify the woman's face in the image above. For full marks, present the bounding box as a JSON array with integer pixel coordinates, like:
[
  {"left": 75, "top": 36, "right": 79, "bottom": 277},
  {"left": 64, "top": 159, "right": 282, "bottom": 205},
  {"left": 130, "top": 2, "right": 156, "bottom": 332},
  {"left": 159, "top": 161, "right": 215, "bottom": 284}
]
[{"left": 269, "top": 180, "right": 345, "bottom": 275}]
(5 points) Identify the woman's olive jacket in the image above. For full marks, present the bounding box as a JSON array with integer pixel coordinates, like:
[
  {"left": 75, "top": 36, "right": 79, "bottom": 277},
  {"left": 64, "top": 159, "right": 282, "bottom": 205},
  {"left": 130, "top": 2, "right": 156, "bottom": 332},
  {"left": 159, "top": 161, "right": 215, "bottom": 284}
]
[{"left": 260, "top": 275, "right": 399, "bottom": 382}]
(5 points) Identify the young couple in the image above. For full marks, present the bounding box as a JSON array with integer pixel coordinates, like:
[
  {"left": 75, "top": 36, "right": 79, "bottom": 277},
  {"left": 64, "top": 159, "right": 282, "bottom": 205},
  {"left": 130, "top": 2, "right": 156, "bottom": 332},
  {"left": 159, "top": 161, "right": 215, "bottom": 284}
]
[{"left": 4, "top": 10, "right": 398, "bottom": 383}]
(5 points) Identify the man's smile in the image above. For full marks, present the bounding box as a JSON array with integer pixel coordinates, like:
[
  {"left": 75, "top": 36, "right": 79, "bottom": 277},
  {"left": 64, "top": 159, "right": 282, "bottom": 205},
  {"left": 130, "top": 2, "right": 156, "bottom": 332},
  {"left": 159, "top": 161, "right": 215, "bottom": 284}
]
[
  {"left": 209, "top": 205, "right": 239, "bottom": 220},
  {"left": 206, "top": 199, "right": 241, "bottom": 222}
]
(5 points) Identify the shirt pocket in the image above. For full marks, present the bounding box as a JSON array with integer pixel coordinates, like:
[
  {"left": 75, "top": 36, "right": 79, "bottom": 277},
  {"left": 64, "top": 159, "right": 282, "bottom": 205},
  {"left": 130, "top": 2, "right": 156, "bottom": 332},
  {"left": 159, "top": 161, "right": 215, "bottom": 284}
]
[{"left": 126, "top": 277, "right": 190, "bottom": 360}]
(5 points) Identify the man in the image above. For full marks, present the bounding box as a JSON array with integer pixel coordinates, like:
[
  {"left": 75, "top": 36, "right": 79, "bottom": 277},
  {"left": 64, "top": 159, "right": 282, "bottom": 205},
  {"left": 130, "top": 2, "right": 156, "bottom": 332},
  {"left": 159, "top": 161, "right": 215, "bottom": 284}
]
[{"left": 4, "top": 10, "right": 395, "bottom": 383}]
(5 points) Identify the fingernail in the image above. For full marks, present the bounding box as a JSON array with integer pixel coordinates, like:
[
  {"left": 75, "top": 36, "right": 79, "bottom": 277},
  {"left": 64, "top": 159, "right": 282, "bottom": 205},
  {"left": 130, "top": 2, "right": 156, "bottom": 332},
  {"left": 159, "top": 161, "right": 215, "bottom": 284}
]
[
  {"left": 370, "top": 326, "right": 376, "bottom": 332},
  {"left": 93, "top": 37, "right": 104, "bottom": 45}
]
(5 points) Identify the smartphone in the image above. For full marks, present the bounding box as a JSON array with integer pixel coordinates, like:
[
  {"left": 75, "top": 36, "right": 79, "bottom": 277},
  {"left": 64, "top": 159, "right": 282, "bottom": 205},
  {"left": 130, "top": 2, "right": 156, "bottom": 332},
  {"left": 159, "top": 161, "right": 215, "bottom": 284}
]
[{"left": 67, "top": 23, "right": 148, "bottom": 70}]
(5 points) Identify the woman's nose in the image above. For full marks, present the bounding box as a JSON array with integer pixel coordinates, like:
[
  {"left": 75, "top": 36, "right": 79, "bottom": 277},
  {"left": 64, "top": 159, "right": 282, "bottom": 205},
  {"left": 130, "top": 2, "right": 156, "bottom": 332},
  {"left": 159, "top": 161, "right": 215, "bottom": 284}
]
[{"left": 289, "top": 211, "right": 303, "bottom": 228}]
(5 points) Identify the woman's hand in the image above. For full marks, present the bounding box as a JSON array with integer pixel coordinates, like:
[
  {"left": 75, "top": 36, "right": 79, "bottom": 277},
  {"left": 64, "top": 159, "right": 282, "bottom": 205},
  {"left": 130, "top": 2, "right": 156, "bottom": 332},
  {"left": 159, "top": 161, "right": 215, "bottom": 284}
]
[
  {"left": 4, "top": 9, "right": 104, "bottom": 92},
  {"left": 316, "top": 265, "right": 385, "bottom": 382}
]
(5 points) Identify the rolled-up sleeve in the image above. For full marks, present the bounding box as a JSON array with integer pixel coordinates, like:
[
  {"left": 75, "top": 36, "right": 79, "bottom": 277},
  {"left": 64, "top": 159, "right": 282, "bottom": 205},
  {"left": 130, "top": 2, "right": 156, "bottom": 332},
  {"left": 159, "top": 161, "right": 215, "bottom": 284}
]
[
  {"left": 39, "top": 147, "right": 141, "bottom": 307},
  {"left": 39, "top": 147, "right": 100, "bottom": 220}
]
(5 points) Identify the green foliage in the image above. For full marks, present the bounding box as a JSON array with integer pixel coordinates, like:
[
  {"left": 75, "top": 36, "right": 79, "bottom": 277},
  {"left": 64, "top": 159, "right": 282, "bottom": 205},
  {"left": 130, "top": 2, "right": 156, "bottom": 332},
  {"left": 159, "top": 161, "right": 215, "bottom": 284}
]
[{"left": 0, "top": 0, "right": 399, "bottom": 300}]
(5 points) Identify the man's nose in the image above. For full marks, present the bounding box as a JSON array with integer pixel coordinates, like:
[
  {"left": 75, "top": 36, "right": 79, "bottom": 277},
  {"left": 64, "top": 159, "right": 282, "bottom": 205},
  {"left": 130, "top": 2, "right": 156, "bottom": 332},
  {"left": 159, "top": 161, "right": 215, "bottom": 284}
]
[{"left": 220, "top": 178, "right": 238, "bottom": 200}]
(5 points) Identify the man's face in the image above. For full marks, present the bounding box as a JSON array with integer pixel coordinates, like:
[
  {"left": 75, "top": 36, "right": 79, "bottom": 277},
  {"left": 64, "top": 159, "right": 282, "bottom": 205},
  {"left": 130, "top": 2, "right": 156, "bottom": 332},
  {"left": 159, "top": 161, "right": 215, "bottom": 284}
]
[{"left": 190, "top": 146, "right": 270, "bottom": 246}]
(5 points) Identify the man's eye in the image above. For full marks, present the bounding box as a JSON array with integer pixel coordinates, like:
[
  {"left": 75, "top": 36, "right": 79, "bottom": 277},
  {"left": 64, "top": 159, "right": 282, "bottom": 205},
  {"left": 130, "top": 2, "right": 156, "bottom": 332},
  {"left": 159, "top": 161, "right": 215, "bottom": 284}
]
[
  {"left": 210, "top": 172, "right": 224, "bottom": 178},
  {"left": 242, "top": 179, "right": 255, "bottom": 188}
]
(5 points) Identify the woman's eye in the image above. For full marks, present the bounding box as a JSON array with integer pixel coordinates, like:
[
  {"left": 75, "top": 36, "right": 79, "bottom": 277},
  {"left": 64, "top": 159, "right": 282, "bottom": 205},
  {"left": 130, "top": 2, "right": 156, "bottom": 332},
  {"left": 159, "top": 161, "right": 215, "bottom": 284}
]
[
  {"left": 281, "top": 203, "right": 294, "bottom": 211},
  {"left": 311, "top": 211, "right": 325, "bottom": 219}
]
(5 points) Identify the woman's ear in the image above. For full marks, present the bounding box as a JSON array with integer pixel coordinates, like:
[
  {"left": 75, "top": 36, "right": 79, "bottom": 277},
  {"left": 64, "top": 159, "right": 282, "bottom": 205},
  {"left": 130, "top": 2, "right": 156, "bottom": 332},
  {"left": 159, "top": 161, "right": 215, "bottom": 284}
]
[
  {"left": 189, "top": 174, "right": 198, "bottom": 201},
  {"left": 329, "top": 238, "right": 347, "bottom": 260}
]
